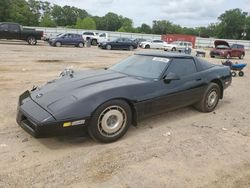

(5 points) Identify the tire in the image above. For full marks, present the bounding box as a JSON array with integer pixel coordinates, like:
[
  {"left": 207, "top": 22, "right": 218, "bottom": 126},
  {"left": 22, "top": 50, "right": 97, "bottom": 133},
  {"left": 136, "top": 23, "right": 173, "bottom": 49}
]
[
  {"left": 55, "top": 41, "right": 62, "bottom": 47},
  {"left": 239, "top": 54, "right": 244, "bottom": 59},
  {"left": 78, "top": 42, "right": 84, "bottom": 48},
  {"left": 194, "top": 83, "right": 221, "bottom": 112},
  {"left": 171, "top": 47, "right": 176, "bottom": 51},
  {"left": 238, "top": 71, "right": 244, "bottom": 77},
  {"left": 106, "top": 44, "right": 112, "bottom": 50},
  {"left": 88, "top": 100, "right": 132, "bottom": 143},
  {"left": 91, "top": 39, "right": 97, "bottom": 46},
  {"left": 128, "top": 45, "right": 134, "bottom": 51},
  {"left": 27, "top": 36, "right": 37, "bottom": 45},
  {"left": 145, "top": 45, "right": 150, "bottom": 49},
  {"left": 226, "top": 53, "right": 231, "bottom": 59},
  {"left": 231, "top": 71, "right": 236, "bottom": 77}
]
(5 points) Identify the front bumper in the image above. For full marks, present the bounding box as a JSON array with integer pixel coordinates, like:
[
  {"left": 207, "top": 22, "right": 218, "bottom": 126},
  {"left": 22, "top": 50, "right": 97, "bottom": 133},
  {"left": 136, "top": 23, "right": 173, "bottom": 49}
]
[
  {"left": 16, "top": 91, "right": 88, "bottom": 137},
  {"left": 210, "top": 51, "right": 226, "bottom": 58}
]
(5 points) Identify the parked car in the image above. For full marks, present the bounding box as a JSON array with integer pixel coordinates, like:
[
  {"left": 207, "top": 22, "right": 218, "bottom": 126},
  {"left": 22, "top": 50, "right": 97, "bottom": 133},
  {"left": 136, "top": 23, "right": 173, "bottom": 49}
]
[
  {"left": 0, "top": 22, "right": 43, "bottom": 45},
  {"left": 17, "top": 51, "right": 232, "bottom": 143},
  {"left": 98, "top": 37, "right": 137, "bottom": 50},
  {"left": 82, "top": 31, "right": 98, "bottom": 45},
  {"left": 43, "top": 33, "right": 62, "bottom": 41},
  {"left": 163, "top": 41, "right": 193, "bottom": 51},
  {"left": 49, "top": 33, "right": 84, "bottom": 48},
  {"left": 140, "top": 40, "right": 167, "bottom": 49},
  {"left": 133, "top": 38, "right": 147, "bottom": 46},
  {"left": 97, "top": 32, "right": 109, "bottom": 43},
  {"left": 210, "top": 40, "right": 245, "bottom": 59}
]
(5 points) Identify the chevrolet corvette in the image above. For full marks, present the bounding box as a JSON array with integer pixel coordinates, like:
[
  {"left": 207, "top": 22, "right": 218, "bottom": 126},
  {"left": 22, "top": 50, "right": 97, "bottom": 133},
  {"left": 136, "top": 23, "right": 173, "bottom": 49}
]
[{"left": 17, "top": 52, "right": 232, "bottom": 142}]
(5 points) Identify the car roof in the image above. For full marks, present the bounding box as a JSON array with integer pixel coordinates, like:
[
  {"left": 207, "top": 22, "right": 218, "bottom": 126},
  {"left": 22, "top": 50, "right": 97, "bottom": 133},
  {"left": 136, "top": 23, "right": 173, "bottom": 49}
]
[{"left": 135, "top": 51, "right": 193, "bottom": 58}]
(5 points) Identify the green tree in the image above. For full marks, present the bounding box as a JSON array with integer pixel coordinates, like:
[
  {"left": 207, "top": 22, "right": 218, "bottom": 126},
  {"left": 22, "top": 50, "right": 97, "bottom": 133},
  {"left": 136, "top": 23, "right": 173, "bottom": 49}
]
[
  {"left": 8, "top": 0, "right": 39, "bottom": 26},
  {"left": 0, "top": 0, "right": 11, "bottom": 22},
  {"left": 40, "top": 13, "right": 56, "bottom": 27},
  {"left": 76, "top": 17, "right": 96, "bottom": 29},
  {"left": 138, "top": 23, "right": 151, "bottom": 34},
  {"left": 217, "top": 8, "right": 247, "bottom": 39},
  {"left": 51, "top": 5, "right": 88, "bottom": 26},
  {"left": 118, "top": 18, "right": 133, "bottom": 32}
]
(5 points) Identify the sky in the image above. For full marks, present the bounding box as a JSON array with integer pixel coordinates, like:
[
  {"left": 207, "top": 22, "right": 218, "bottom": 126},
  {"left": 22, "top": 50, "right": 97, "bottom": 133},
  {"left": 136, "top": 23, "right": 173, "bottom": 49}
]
[{"left": 47, "top": 0, "right": 250, "bottom": 28}]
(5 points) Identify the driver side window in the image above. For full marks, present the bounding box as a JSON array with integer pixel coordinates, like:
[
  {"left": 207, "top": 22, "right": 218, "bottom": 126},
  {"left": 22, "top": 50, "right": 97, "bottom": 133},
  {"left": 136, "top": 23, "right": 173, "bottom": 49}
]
[{"left": 167, "top": 58, "right": 197, "bottom": 77}]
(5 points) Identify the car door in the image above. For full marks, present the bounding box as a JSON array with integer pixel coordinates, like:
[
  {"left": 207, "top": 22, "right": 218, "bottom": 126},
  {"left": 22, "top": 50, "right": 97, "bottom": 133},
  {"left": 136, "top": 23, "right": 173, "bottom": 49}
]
[
  {"left": 8, "top": 24, "right": 20, "bottom": 39},
  {"left": 0, "top": 23, "right": 9, "bottom": 39},
  {"left": 143, "top": 58, "right": 205, "bottom": 115},
  {"left": 114, "top": 38, "right": 124, "bottom": 49},
  {"left": 230, "top": 44, "right": 239, "bottom": 57}
]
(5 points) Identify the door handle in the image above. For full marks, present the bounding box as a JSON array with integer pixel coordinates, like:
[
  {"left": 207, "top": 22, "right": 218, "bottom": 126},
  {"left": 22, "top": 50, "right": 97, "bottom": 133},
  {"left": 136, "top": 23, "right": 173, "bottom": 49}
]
[{"left": 196, "top": 78, "right": 202, "bottom": 81}]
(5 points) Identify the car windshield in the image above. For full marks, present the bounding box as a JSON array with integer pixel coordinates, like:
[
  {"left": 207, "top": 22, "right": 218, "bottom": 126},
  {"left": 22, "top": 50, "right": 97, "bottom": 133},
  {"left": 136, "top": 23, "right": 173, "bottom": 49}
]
[
  {"left": 57, "top": 33, "right": 65, "bottom": 37},
  {"left": 109, "top": 55, "right": 170, "bottom": 79},
  {"left": 216, "top": 45, "right": 229, "bottom": 49}
]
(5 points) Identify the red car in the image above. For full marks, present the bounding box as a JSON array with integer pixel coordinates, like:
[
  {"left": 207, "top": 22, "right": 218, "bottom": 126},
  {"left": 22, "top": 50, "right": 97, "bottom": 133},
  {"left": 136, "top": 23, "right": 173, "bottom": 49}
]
[{"left": 210, "top": 40, "right": 245, "bottom": 59}]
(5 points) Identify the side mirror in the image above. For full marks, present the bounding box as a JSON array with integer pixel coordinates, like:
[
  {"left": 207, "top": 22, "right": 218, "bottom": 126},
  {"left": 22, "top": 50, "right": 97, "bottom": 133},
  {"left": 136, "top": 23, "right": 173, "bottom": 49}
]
[{"left": 163, "top": 72, "right": 180, "bottom": 84}]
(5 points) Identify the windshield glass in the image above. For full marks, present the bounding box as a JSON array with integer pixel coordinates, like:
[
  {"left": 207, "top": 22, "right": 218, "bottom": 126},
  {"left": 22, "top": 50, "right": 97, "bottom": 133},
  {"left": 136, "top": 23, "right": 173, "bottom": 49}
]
[
  {"left": 109, "top": 55, "right": 170, "bottom": 79},
  {"left": 216, "top": 45, "right": 229, "bottom": 49}
]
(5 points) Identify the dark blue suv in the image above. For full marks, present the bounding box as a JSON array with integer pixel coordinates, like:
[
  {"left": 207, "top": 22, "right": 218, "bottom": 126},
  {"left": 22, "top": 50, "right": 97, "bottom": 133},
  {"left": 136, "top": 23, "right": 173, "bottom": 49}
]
[{"left": 49, "top": 33, "right": 84, "bottom": 48}]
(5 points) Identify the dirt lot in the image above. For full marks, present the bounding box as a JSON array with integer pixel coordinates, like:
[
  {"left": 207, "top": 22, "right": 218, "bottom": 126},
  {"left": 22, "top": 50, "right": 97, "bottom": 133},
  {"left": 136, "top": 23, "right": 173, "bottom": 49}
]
[{"left": 0, "top": 40, "right": 250, "bottom": 188}]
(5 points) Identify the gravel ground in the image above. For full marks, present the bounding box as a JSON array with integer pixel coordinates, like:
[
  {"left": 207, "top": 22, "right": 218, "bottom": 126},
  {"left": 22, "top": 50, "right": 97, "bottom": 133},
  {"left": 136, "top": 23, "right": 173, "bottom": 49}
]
[{"left": 0, "top": 40, "right": 250, "bottom": 188}]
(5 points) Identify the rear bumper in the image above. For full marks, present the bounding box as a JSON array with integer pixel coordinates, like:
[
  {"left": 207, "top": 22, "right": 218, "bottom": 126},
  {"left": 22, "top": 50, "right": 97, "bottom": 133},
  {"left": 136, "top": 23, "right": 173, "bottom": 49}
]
[{"left": 16, "top": 91, "right": 88, "bottom": 137}]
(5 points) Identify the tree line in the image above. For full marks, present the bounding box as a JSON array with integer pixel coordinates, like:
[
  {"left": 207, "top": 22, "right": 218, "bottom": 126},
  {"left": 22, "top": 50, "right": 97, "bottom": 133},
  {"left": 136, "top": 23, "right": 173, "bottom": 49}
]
[{"left": 0, "top": 0, "right": 250, "bottom": 40}]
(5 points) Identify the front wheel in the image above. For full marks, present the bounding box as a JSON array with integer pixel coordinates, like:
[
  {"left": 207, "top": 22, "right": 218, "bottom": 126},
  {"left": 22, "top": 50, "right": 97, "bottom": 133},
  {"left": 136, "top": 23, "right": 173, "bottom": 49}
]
[
  {"left": 55, "top": 41, "right": 62, "bottom": 47},
  {"left": 27, "top": 36, "right": 37, "bottom": 45},
  {"left": 194, "top": 83, "right": 221, "bottom": 112},
  {"left": 78, "top": 42, "right": 84, "bottom": 48},
  {"left": 239, "top": 54, "right": 244, "bottom": 59},
  {"left": 226, "top": 53, "right": 231, "bottom": 59},
  {"left": 88, "top": 100, "right": 132, "bottom": 143},
  {"left": 106, "top": 44, "right": 112, "bottom": 50},
  {"left": 128, "top": 45, "right": 134, "bottom": 51}
]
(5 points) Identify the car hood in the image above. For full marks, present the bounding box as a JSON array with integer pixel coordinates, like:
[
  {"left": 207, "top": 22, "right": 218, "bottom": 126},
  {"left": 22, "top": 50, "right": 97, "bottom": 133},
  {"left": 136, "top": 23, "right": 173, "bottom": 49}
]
[
  {"left": 214, "top": 40, "right": 230, "bottom": 48},
  {"left": 30, "top": 69, "right": 147, "bottom": 113}
]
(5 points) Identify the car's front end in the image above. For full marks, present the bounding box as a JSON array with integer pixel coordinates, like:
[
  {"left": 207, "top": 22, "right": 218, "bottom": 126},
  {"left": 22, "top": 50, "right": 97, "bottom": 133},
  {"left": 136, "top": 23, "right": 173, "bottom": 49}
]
[
  {"left": 98, "top": 42, "right": 108, "bottom": 49},
  {"left": 210, "top": 40, "right": 231, "bottom": 58},
  {"left": 48, "top": 38, "right": 58, "bottom": 46},
  {"left": 16, "top": 90, "right": 88, "bottom": 137}
]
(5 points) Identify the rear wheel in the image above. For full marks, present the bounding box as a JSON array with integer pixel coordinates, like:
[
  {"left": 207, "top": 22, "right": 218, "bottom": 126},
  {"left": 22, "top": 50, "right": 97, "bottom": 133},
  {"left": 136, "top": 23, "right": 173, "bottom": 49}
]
[
  {"left": 171, "top": 47, "right": 176, "bottom": 51},
  {"left": 194, "top": 83, "right": 220, "bottom": 112},
  {"left": 91, "top": 39, "right": 97, "bottom": 46},
  {"left": 55, "top": 41, "right": 62, "bottom": 47},
  {"left": 27, "top": 36, "right": 37, "bottom": 45},
  {"left": 88, "top": 100, "right": 132, "bottom": 143},
  {"left": 145, "top": 45, "right": 150, "bottom": 49},
  {"left": 106, "top": 44, "right": 112, "bottom": 50}
]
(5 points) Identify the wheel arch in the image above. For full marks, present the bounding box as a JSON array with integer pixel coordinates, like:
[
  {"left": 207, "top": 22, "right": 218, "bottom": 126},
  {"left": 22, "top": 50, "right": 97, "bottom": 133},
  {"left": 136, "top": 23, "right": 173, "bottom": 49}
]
[{"left": 211, "top": 79, "right": 223, "bottom": 99}]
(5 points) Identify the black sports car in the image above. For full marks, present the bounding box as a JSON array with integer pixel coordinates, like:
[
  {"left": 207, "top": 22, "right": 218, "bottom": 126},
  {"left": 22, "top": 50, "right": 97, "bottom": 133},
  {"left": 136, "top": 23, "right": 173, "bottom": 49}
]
[
  {"left": 17, "top": 52, "right": 232, "bottom": 142},
  {"left": 98, "top": 37, "right": 138, "bottom": 50}
]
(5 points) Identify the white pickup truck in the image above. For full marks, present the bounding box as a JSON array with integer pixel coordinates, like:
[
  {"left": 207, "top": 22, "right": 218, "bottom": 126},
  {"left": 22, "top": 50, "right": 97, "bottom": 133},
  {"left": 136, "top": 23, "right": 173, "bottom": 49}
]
[{"left": 82, "top": 31, "right": 108, "bottom": 45}]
